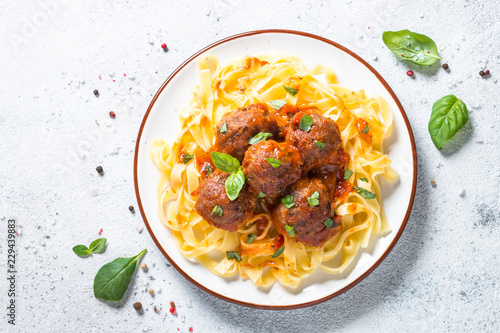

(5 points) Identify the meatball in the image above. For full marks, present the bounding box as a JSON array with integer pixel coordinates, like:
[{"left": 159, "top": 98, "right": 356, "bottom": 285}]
[
  {"left": 285, "top": 111, "right": 342, "bottom": 172},
  {"left": 242, "top": 140, "right": 302, "bottom": 198},
  {"left": 195, "top": 171, "right": 256, "bottom": 232},
  {"left": 272, "top": 178, "right": 339, "bottom": 247},
  {"left": 215, "top": 104, "right": 280, "bottom": 161}
]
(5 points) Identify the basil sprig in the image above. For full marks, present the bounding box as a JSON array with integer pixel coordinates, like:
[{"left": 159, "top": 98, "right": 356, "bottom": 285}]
[
  {"left": 354, "top": 187, "right": 377, "bottom": 199},
  {"left": 283, "top": 86, "right": 298, "bottom": 96},
  {"left": 249, "top": 132, "right": 272, "bottom": 145},
  {"left": 226, "top": 169, "right": 245, "bottom": 201},
  {"left": 299, "top": 115, "right": 313, "bottom": 132},
  {"left": 307, "top": 191, "right": 320, "bottom": 207},
  {"left": 428, "top": 95, "right": 469, "bottom": 150},
  {"left": 73, "top": 238, "right": 107, "bottom": 257},
  {"left": 270, "top": 100, "right": 286, "bottom": 110},
  {"left": 210, "top": 152, "right": 246, "bottom": 201},
  {"left": 211, "top": 152, "right": 240, "bottom": 173},
  {"left": 93, "top": 249, "right": 147, "bottom": 301},
  {"left": 382, "top": 29, "right": 441, "bottom": 66}
]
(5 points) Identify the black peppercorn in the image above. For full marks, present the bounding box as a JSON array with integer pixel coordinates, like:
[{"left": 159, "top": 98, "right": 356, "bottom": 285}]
[
  {"left": 129, "top": 205, "right": 135, "bottom": 213},
  {"left": 442, "top": 63, "right": 449, "bottom": 70},
  {"left": 96, "top": 166, "right": 103, "bottom": 175},
  {"left": 93, "top": 89, "right": 99, "bottom": 97},
  {"left": 479, "top": 70, "right": 484, "bottom": 76},
  {"left": 133, "top": 302, "right": 142, "bottom": 311}
]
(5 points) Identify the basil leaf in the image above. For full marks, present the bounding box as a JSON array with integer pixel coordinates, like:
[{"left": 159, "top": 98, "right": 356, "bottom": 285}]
[
  {"left": 212, "top": 205, "right": 223, "bottom": 217},
  {"left": 324, "top": 218, "right": 337, "bottom": 229},
  {"left": 257, "top": 191, "right": 266, "bottom": 198},
  {"left": 73, "top": 245, "right": 91, "bottom": 257},
  {"left": 183, "top": 153, "right": 194, "bottom": 164},
  {"left": 270, "top": 100, "right": 286, "bottom": 110},
  {"left": 247, "top": 233, "right": 257, "bottom": 244},
  {"left": 354, "top": 187, "right": 377, "bottom": 199},
  {"left": 225, "top": 169, "right": 245, "bottom": 201},
  {"left": 307, "top": 191, "right": 320, "bottom": 207},
  {"left": 266, "top": 158, "right": 282, "bottom": 168},
  {"left": 272, "top": 245, "right": 285, "bottom": 258},
  {"left": 298, "top": 115, "right": 313, "bottom": 132},
  {"left": 343, "top": 169, "right": 353, "bottom": 180},
  {"left": 211, "top": 151, "right": 240, "bottom": 173},
  {"left": 315, "top": 140, "right": 326, "bottom": 149},
  {"left": 93, "top": 249, "right": 147, "bottom": 301},
  {"left": 359, "top": 178, "right": 369, "bottom": 182},
  {"left": 281, "top": 195, "right": 295, "bottom": 209},
  {"left": 362, "top": 124, "right": 369, "bottom": 135},
  {"left": 283, "top": 86, "right": 298, "bottom": 96},
  {"left": 382, "top": 29, "right": 441, "bottom": 66},
  {"left": 226, "top": 251, "right": 241, "bottom": 262},
  {"left": 285, "top": 225, "right": 295, "bottom": 237},
  {"left": 205, "top": 165, "right": 213, "bottom": 178},
  {"left": 428, "top": 95, "right": 469, "bottom": 150},
  {"left": 89, "top": 238, "right": 107, "bottom": 254},
  {"left": 249, "top": 132, "right": 272, "bottom": 145},
  {"left": 220, "top": 122, "right": 228, "bottom": 133}
]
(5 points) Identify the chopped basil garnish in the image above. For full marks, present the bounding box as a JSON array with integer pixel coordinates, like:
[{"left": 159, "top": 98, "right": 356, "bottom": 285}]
[
  {"left": 249, "top": 132, "right": 273, "bottom": 145},
  {"left": 226, "top": 251, "right": 241, "bottom": 262},
  {"left": 324, "top": 218, "right": 336, "bottom": 229},
  {"left": 283, "top": 85, "right": 298, "bottom": 96},
  {"left": 360, "top": 178, "right": 369, "bottom": 182},
  {"left": 315, "top": 141, "right": 326, "bottom": 149},
  {"left": 266, "top": 158, "right": 282, "bottom": 168},
  {"left": 343, "top": 169, "right": 353, "bottom": 180},
  {"left": 272, "top": 245, "right": 285, "bottom": 258},
  {"left": 183, "top": 153, "right": 194, "bottom": 164},
  {"left": 285, "top": 225, "right": 295, "bottom": 237},
  {"left": 258, "top": 191, "right": 266, "bottom": 198},
  {"left": 212, "top": 205, "right": 223, "bottom": 217},
  {"left": 281, "top": 195, "right": 295, "bottom": 209},
  {"left": 298, "top": 115, "right": 313, "bottom": 132},
  {"left": 220, "top": 122, "right": 228, "bottom": 133},
  {"left": 307, "top": 191, "right": 320, "bottom": 207},
  {"left": 211, "top": 151, "right": 240, "bottom": 173},
  {"left": 362, "top": 124, "right": 370, "bottom": 134},
  {"left": 225, "top": 169, "right": 245, "bottom": 201},
  {"left": 205, "top": 165, "right": 213, "bottom": 178},
  {"left": 354, "top": 187, "right": 377, "bottom": 199},
  {"left": 247, "top": 233, "right": 257, "bottom": 244},
  {"left": 269, "top": 99, "right": 287, "bottom": 110}
]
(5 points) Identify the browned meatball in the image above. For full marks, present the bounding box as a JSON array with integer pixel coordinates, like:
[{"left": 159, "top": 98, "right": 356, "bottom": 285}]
[
  {"left": 195, "top": 171, "right": 256, "bottom": 232},
  {"left": 285, "top": 111, "right": 342, "bottom": 172},
  {"left": 272, "top": 178, "right": 340, "bottom": 247},
  {"left": 242, "top": 140, "right": 302, "bottom": 198},
  {"left": 215, "top": 104, "right": 280, "bottom": 161}
]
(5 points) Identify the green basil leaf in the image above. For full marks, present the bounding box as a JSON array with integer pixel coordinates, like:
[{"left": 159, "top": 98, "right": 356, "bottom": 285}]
[
  {"left": 212, "top": 205, "right": 223, "bottom": 217},
  {"left": 183, "top": 153, "right": 194, "bottom": 164},
  {"left": 428, "top": 95, "right": 469, "bottom": 150},
  {"left": 354, "top": 187, "right": 377, "bottom": 199},
  {"left": 343, "top": 169, "right": 353, "bottom": 180},
  {"left": 324, "top": 218, "right": 337, "bottom": 229},
  {"left": 307, "top": 191, "right": 320, "bottom": 207},
  {"left": 298, "top": 114, "right": 313, "bottom": 132},
  {"left": 249, "top": 132, "right": 273, "bottom": 145},
  {"left": 73, "top": 245, "right": 91, "bottom": 257},
  {"left": 315, "top": 141, "right": 326, "bottom": 149},
  {"left": 247, "top": 233, "right": 257, "bottom": 244},
  {"left": 226, "top": 251, "right": 241, "bottom": 262},
  {"left": 362, "top": 124, "right": 369, "bottom": 134},
  {"left": 211, "top": 151, "right": 240, "bottom": 173},
  {"left": 270, "top": 100, "right": 287, "bottom": 110},
  {"left": 266, "top": 158, "right": 282, "bottom": 168},
  {"left": 281, "top": 195, "right": 295, "bottom": 209},
  {"left": 272, "top": 245, "right": 285, "bottom": 258},
  {"left": 205, "top": 165, "right": 213, "bottom": 178},
  {"left": 89, "top": 238, "right": 107, "bottom": 254},
  {"left": 359, "top": 178, "right": 369, "bottom": 182},
  {"left": 225, "top": 169, "right": 245, "bottom": 201},
  {"left": 257, "top": 191, "right": 266, "bottom": 198},
  {"left": 93, "top": 249, "right": 147, "bottom": 301},
  {"left": 220, "top": 122, "right": 228, "bottom": 133},
  {"left": 382, "top": 29, "right": 441, "bottom": 66},
  {"left": 285, "top": 225, "right": 295, "bottom": 237},
  {"left": 283, "top": 86, "right": 298, "bottom": 96}
]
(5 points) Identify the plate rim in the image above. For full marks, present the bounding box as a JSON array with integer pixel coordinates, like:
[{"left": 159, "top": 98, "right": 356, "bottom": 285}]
[{"left": 133, "top": 29, "right": 418, "bottom": 310}]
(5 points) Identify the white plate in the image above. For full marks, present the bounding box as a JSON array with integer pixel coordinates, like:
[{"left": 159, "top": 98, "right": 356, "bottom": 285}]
[{"left": 134, "top": 30, "right": 417, "bottom": 309}]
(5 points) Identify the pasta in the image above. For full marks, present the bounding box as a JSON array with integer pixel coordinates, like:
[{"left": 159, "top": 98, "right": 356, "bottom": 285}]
[{"left": 149, "top": 53, "right": 397, "bottom": 288}]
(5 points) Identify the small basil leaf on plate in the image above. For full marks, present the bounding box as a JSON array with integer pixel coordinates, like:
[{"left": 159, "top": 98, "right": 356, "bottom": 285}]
[
  {"left": 226, "top": 251, "right": 241, "bottom": 262},
  {"left": 257, "top": 191, "right": 266, "bottom": 198},
  {"left": 93, "top": 249, "right": 147, "bottom": 301},
  {"left": 281, "top": 195, "right": 295, "bottom": 209},
  {"left": 212, "top": 205, "right": 223, "bottom": 217},
  {"left": 247, "top": 233, "right": 257, "bottom": 244},
  {"left": 249, "top": 132, "right": 273, "bottom": 145},
  {"left": 382, "top": 29, "right": 441, "bottom": 66},
  {"left": 285, "top": 225, "right": 295, "bottom": 237},
  {"left": 205, "top": 165, "right": 213, "bottom": 178},
  {"left": 272, "top": 245, "right": 285, "bottom": 258},
  {"left": 359, "top": 178, "right": 369, "bottom": 182},
  {"left": 73, "top": 245, "right": 91, "bottom": 257},
  {"left": 220, "top": 122, "right": 228, "bottom": 133},
  {"left": 225, "top": 169, "right": 245, "bottom": 201},
  {"left": 362, "top": 124, "right": 370, "bottom": 135},
  {"left": 283, "top": 85, "right": 298, "bottom": 96},
  {"left": 324, "top": 218, "right": 337, "bottom": 229},
  {"left": 354, "top": 187, "right": 377, "bottom": 199},
  {"left": 270, "top": 100, "right": 286, "bottom": 110},
  {"left": 343, "top": 169, "right": 353, "bottom": 180},
  {"left": 89, "top": 238, "right": 107, "bottom": 254},
  {"left": 428, "top": 95, "right": 469, "bottom": 150},
  {"left": 298, "top": 115, "right": 313, "bottom": 132},
  {"left": 183, "top": 153, "right": 194, "bottom": 164},
  {"left": 307, "top": 191, "right": 320, "bottom": 207},
  {"left": 210, "top": 151, "right": 240, "bottom": 173},
  {"left": 266, "top": 158, "right": 282, "bottom": 168},
  {"left": 315, "top": 140, "right": 326, "bottom": 149}
]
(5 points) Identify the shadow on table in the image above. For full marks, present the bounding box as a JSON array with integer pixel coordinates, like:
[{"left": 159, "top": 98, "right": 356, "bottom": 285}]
[{"left": 193, "top": 148, "right": 431, "bottom": 333}]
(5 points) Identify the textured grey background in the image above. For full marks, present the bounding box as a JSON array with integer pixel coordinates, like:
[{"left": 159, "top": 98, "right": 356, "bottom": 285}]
[{"left": 1, "top": 0, "right": 499, "bottom": 332}]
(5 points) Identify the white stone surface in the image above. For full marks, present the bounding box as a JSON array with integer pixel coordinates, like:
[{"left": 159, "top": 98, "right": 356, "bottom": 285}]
[{"left": 1, "top": 0, "right": 499, "bottom": 332}]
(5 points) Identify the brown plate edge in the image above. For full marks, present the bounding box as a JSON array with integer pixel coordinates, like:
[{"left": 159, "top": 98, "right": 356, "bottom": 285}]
[{"left": 133, "top": 29, "right": 418, "bottom": 310}]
